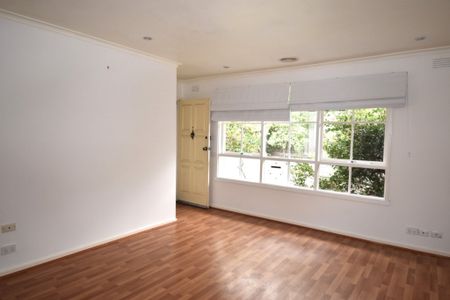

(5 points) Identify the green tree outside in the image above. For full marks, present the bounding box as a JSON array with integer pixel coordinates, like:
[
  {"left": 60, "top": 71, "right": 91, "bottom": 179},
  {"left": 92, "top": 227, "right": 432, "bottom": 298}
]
[
  {"left": 225, "top": 123, "right": 260, "bottom": 154},
  {"left": 223, "top": 108, "right": 386, "bottom": 197},
  {"left": 319, "top": 108, "right": 386, "bottom": 197}
]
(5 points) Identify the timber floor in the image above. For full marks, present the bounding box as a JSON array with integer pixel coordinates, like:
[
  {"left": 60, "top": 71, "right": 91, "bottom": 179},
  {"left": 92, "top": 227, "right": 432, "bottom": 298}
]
[{"left": 1, "top": 203, "right": 449, "bottom": 299}]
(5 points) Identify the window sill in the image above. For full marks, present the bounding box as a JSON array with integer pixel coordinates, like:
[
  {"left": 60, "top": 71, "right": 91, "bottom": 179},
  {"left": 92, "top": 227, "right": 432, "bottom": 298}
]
[{"left": 214, "top": 177, "right": 390, "bottom": 206}]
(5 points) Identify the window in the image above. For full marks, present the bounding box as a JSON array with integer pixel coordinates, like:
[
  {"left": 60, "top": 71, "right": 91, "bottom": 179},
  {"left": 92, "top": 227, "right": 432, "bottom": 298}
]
[{"left": 217, "top": 108, "right": 389, "bottom": 200}]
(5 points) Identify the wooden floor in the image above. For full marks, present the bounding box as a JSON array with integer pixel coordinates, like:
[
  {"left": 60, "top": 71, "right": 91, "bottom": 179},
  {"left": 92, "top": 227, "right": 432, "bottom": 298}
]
[{"left": 1, "top": 204, "right": 449, "bottom": 300}]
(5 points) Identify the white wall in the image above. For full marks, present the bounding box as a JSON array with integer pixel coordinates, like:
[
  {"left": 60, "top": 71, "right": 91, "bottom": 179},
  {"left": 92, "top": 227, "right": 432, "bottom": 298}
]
[
  {"left": 0, "top": 14, "right": 177, "bottom": 274},
  {"left": 179, "top": 49, "right": 450, "bottom": 256}
]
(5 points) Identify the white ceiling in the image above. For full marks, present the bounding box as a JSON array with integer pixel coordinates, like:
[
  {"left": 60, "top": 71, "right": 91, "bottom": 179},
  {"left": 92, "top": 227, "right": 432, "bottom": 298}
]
[{"left": 1, "top": 0, "right": 450, "bottom": 79}]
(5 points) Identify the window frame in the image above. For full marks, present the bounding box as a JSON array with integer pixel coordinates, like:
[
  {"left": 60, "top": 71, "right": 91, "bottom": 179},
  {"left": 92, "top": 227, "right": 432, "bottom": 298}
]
[{"left": 216, "top": 109, "right": 391, "bottom": 204}]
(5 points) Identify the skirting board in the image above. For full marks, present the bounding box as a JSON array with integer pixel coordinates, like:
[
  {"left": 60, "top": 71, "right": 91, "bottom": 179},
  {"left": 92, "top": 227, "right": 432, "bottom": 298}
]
[
  {"left": 176, "top": 199, "right": 209, "bottom": 209},
  {"left": 211, "top": 203, "right": 450, "bottom": 258},
  {"left": 0, "top": 218, "right": 177, "bottom": 277}
]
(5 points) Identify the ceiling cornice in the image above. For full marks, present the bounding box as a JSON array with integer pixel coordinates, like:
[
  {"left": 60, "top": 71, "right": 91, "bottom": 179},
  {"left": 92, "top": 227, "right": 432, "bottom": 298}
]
[
  {"left": 178, "top": 45, "right": 450, "bottom": 82},
  {"left": 0, "top": 9, "right": 181, "bottom": 67}
]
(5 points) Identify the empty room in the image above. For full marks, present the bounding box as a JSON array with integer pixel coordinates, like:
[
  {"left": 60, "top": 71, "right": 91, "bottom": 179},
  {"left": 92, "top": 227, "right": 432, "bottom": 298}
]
[{"left": 1, "top": 1, "right": 450, "bottom": 299}]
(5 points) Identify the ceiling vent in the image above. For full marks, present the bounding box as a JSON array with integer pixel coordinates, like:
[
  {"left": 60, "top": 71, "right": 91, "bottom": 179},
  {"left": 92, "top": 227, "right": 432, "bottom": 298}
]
[{"left": 432, "top": 57, "right": 450, "bottom": 69}]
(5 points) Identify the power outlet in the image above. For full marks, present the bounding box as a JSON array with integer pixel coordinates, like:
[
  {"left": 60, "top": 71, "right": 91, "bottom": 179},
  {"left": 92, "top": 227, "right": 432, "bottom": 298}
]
[
  {"left": 418, "top": 229, "right": 430, "bottom": 237},
  {"left": 430, "top": 231, "right": 443, "bottom": 239},
  {"left": 1, "top": 223, "right": 16, "bottom": 233},
  {"left": 0, "top": 244, "right": 16, "bottom": 256},
  {"left": 407, "top": 227, "right": 443, "bottom": 239},
  {"left": 406, "top": 227, "right": 419, "bottom": 235}
]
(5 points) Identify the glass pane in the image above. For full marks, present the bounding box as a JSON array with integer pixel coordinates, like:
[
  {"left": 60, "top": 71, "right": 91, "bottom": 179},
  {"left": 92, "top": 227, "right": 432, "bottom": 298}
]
[
  {"left": 353, "top": 123, "right": 385, "bottom": 161},
  {"left": 290, "top": 122, "right": 316, "bottom": 159},
  {"left": 241, "top": 123, "right": 261, "bottom": 155},
  {"left": 324, "top": 110, "right": 352, "bottom": 122},
  {"left": 262, "top": 160, "right": 288, "bottom": 186},
  {"left": 265, "top": 122, "right": 289, "bottom": 158},
  {"left": 224, "top": 122, "right": 242, "bottom": 153},
  {"left": 322, "top": 123, "right": 351, "bottom": 160},
  {"left": 351, "top": 168, "right": 385, "bottom": 197},
  {"left": 291, "top": 111, "right": 317, "bottom": 123},
  {"left": 289, "top": 162, "right": 314, "bottom": 188},
  {"left": 319, "top": 164, "right": 349, "bottom": 192},
  {"left": 218, "top": 156, "right": 260, "bottom": 182},
  {"left": 354, "top": 108, "right": 386, "bottom": 122}
]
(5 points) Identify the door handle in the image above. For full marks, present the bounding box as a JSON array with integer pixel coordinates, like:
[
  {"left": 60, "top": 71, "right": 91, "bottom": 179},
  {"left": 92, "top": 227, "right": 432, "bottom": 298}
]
[{"left": 202, "top": 147, "right": 210, "bottom": 151}]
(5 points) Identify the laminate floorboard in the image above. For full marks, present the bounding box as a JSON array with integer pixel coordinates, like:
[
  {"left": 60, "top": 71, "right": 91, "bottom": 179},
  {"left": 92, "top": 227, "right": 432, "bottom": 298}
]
[{"left": 1, "top": 203, "right": 449, "bottom": 299}]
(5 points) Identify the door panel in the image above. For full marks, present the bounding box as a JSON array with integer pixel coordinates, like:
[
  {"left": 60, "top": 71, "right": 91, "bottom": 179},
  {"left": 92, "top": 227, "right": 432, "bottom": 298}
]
[
  {"left": 180, "top": 105, "right": 192, "bottom": 132},
  {"left": 179, "top": 164, "right": 190, "bottom": 193},
  {"left": 180, "top": 136, "right": 191, "bottom": 162},
  {"left": 192, "top": 166, "right": 206, "bottom": 195},
  {"left": 177, "top": 99, "right": 210, "bottom": 207},
  {"left": 193, "top": 103, "right": 208, "bottom": 132}
]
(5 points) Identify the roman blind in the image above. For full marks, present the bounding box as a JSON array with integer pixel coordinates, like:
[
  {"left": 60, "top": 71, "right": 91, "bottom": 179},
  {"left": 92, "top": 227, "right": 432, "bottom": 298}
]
[
  {"left": 290, "top": 72, "right": 408, "bottom": 111},
  {"left": 211, "top": 109, "right": 289, "bottom": 121},
  {"left": 211, "top": 83, "right": 290, "bottom": 121}
]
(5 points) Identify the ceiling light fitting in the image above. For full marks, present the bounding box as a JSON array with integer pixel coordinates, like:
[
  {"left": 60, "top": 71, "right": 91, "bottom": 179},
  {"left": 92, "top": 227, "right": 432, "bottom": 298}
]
[
  {"left": 143, "top": 36, "right": 153, "bottom": 40},
  {"left": 415, "top": 36, "right": 426, "bottom": 41}
]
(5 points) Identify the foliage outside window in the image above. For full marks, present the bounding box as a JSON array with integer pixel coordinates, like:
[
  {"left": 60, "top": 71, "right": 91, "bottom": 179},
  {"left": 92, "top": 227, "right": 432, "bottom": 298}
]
[{"left": 218, "top": 108, "right": 388, "bottom": 200}]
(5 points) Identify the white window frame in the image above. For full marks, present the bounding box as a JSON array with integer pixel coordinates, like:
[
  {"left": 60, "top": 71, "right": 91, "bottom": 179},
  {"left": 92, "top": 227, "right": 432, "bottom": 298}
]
[{"left": 216, "top": 109, "right": 392, "bottom": 204}]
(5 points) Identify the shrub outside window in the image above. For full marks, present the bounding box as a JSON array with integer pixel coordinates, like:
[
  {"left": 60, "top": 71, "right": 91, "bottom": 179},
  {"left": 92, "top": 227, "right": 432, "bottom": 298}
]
[{"left": 217, "top": 108, "right": 389, "bottom": 200}]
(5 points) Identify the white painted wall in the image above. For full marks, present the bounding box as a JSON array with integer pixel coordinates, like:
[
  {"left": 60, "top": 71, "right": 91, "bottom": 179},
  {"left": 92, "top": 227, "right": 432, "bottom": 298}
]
[
  {"left": 0, "top": 14, "right": 177, "bottom": 274},
  {"left": 179, "top": 49, "right": 450, "bottom": 256}
]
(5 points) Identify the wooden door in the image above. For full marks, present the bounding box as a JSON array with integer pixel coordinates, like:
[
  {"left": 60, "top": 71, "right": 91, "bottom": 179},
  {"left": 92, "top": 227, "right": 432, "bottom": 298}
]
[{"left": 177, "top": 99, "right": 210, "bottom": 207}]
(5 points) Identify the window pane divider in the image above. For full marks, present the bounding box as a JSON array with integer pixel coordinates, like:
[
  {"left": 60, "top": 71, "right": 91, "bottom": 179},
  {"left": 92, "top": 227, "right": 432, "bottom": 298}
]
[
  {"left": 219, "top": 153, "right": 261, "bottom": 159},
  {"left": 313, "top": 111, "right": 322, "bottom": 190},
  {"left": 348, "top": 113, "right": 355, "bottom": 193},
  {"left": 321, "top": 121, "right": 386, "bottom": 125},
  {"left": 239, "top": 125, "right": 243, "bottom": 154},
  {"left": 262, "top": 156, "right": 316, "bottom": 164},
  {"left": 318, "top": 160, "right": 386, "bottom": 169},
  {"left": 259, "top": 121, "right": 264, "bottom": 183}
]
